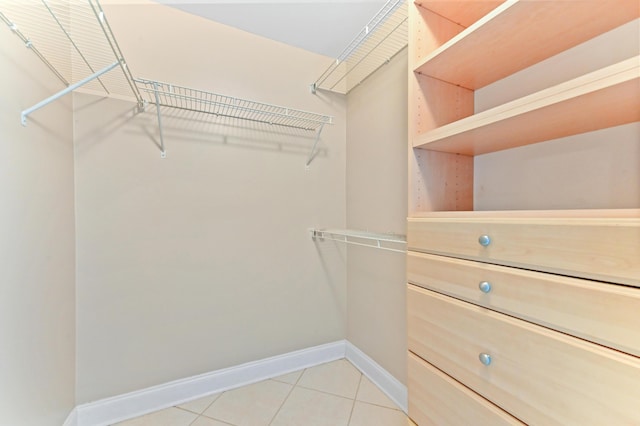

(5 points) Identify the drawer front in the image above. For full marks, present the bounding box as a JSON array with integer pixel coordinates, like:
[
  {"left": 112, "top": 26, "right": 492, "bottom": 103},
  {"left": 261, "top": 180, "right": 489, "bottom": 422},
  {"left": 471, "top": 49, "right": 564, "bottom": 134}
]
[
  {"left": 407, "top": 252, "right": 640, "bottom": 357},
  {"left": 406, "top": 217, "right": 640, "bottom": 286},
  {"left": 408, "top": 351, "right": 524, "bottom": 426},
  {"left": 407, "top": 285, "right": 640, "bottom": 425}
]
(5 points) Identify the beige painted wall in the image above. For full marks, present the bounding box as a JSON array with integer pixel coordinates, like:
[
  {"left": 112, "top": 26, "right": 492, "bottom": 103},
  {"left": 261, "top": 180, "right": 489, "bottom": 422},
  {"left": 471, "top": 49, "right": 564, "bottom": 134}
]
[
  {"left": 346, "top": 49, "right": 408, "bottom": 384},
  {"left": 75, "top": 2, "right": 347, "bottom": 403},
  {"left": 474, "top": 19, "right": 640, "bottom": 210},
  {"left": 0, "top": 20, "right": 76, "bottom": 426}
]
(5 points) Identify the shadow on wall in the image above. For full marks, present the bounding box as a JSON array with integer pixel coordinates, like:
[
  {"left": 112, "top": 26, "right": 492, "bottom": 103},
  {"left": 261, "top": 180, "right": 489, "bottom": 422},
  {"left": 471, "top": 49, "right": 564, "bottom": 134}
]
[
  {"left": 312, "top": 236, "right": 348, "bottom": 324},
  {"left": 75, "top": 95, "right": 328, "bottom": 160}
]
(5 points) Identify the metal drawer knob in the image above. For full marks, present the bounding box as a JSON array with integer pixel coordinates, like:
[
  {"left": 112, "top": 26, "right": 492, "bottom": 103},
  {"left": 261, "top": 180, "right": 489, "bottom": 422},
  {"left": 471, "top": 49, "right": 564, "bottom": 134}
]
[
  {"left": 479, "top": 353, "right": 492, "bottom": 366},
  {"left": 479, "top": 281, "right": 492, "bottom": 293},
  {"left": 478, "top": 235, "right": 491, "bottom": 247}
]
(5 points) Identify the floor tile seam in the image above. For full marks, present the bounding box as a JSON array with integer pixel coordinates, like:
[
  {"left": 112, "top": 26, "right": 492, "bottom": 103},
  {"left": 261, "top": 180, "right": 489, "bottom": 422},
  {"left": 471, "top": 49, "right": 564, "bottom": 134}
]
[
  {"left": 267, "top": 367, "right": 306, "bottom": 425},
  {"left": 346, "top": 374, "right": 363, "bottom": 425},
  {"left": 354, "top": 399, "right": 405, "bottom": 412},
  {"left": 294, "top": 382, "right": 360, "bottom": 401},
  {"left": 197, "top": 411, "right": 240, "bottom": 425},
  {"left": 177, "top": 392, "right": 223, "bottom": 415}
]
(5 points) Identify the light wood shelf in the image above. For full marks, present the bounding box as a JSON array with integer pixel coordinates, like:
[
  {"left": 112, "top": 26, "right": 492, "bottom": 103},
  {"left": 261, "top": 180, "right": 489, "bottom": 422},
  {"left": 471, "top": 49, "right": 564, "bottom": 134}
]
[
  {"left": 414, "top": 0, "right": 640, "bottom": 90},
  {"left": 413, "top": 57, "right": 640, "bottom": 155},
  {"left": 408, "top": 208, "right": 640, "bottom": 219},
  {"left": 413, "top": 0, "right": 502, "bottom": 28}
]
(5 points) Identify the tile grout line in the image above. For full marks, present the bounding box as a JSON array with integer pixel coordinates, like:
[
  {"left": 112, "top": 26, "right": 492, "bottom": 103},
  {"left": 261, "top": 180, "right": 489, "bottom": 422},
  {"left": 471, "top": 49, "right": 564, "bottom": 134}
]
[
  {"left": 182, "top": 393, "right": 226, "bottom": 426},
  {"left": 267, "top": 369, "right": 306, "bottom": 425},
  {"left": 346, "top": 373, "right": 364, "bottom": 426}
]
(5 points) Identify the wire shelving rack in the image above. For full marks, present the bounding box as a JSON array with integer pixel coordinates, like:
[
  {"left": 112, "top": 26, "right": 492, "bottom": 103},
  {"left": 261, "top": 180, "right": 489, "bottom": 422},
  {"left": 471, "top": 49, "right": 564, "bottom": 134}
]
[
  {"left": 135, "top": 78, "right": 334, "bottom": 162},
  {"left": 0, "top": 0, "right": 142, "bottom": 124},
  {"left": 2, "top": 1, "right": 334, "bottom": 164},
  {"left": 311, "top": 0, "right": 408, "bottom": 95},
  {"left": 310, "top": 228, "right": 407, "bottom": 253}
]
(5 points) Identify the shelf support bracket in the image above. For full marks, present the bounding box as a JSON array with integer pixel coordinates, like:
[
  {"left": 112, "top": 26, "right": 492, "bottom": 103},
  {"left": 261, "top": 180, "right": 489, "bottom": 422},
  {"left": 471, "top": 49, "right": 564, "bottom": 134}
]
[
  {"left": 306, "top": 122, "right": 326, "bottom": 168},
  {"left": 152, "top": 81, "right": 167, "bottom": 158},
  {"left": 21, "top": 60, "right": 120, "bottom": 126}
]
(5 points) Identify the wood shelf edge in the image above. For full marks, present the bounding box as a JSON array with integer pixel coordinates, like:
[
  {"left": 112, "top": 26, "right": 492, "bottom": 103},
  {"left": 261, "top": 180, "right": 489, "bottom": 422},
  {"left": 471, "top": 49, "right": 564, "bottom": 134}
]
[{"left": 412, "top": 56, "right": 640, "bottom": 154}]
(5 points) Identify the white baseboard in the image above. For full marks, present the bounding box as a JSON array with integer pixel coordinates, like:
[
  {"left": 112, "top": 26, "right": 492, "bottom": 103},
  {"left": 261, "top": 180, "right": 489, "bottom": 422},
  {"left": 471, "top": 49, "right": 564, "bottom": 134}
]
[
  {"left": 74, "top": 340, "right": 407, "bottom": 425},
  {"left": 62, "top": 408, "right": 78, "bottom": 426},
  {"left": 76, "top": 340, "right": 346, "bottom": 426},
  {"left": 345, "top": 341, "right": 408, "bottom": 413}
]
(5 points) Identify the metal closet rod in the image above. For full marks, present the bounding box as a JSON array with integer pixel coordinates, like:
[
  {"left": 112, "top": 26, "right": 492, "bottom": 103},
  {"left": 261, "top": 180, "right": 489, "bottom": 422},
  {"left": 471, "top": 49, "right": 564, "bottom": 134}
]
[{"left": 310, "top": 228, "right": 407, "bottom": 253}]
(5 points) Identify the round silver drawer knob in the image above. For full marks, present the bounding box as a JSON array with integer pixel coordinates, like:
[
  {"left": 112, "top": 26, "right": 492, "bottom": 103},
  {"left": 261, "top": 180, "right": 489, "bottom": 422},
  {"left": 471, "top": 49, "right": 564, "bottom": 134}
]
[
  {"left": 478, "top": 235, "right": 491, "bottom": 247},
  {"left": 478, "top": 281, "right": 492, "bottom": 293},
  {"left": 479, "top": 353, "right": 492, "bottom": 366}
]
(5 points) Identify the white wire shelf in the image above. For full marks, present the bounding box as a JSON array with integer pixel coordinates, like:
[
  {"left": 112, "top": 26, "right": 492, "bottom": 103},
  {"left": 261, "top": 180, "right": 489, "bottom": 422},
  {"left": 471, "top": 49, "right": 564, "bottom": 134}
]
[
  {"left": 310, "top": 228, "right": 407, "bottom": 253},
  {"left": 135, "top": 79, "right": 333, "bottom": 131},
  {"left": 311, "top": 0, "right": 408, "bottom": 95},
  {"left": 135, "top": 78, "right": 333, "bottom": 162},
  {"left": 0, "top": 0, "right": 142, "bottom": 124}
]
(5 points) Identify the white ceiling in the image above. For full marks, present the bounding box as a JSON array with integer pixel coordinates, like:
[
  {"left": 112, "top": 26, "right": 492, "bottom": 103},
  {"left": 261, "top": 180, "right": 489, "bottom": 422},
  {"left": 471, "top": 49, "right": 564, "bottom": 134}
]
[{"left": 154, "top": 0, "right": 388, "bottom": 58}]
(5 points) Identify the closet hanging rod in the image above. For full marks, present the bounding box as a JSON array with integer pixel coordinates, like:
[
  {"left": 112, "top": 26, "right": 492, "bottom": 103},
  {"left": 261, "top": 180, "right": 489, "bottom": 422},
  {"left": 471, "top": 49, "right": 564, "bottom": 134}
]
[{"left": 310, "top": 228, "right": 407, "bottom": 254}]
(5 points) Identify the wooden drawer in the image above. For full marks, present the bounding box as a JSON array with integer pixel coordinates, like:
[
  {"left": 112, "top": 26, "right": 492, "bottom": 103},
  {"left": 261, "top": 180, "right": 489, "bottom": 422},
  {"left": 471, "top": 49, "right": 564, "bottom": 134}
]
[
  {"left": 407, "top": 252, "right": 640, "bottom": 357},
  {"left": 407, "top": 285, "right": 640, "bottom": 425},
  {"left": 408, "top": 351, "right": 524, "bottom": 426},
  {"left": 406, "top": 215, "right": 640, "bottom": 287}
]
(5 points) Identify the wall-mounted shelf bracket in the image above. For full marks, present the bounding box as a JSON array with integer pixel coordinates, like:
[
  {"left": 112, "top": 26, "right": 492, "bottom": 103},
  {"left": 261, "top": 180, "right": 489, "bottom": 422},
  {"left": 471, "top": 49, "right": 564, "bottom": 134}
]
[
  {"left": 152, "top": 81, "right": 167, "bottom": 158},
  {"left": 306, "top": 122, "right": 326, "bottom": 168},
  {"left": 21, "top": 60, "right": 120, "bottom": 126},
  {"left": 310, "top": 228, "right": 406, "bottom": 253}
]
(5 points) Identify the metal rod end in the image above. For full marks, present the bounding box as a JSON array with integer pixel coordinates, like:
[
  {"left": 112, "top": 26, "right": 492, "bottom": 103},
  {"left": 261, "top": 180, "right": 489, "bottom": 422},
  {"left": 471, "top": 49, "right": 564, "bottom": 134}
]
[
  {"left": 160, "top": 151, "right": 166, "bottom": 159},
  {"left": 310, "top": 83, "right": 317, "bottom": 95},
  {"left": 21, "top": 113, "right": 27, "bottom": 126}
]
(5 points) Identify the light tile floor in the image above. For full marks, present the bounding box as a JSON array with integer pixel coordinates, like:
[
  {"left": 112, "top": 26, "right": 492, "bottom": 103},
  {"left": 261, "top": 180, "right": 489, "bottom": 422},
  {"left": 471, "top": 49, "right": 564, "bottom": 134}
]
[{"left": 113, "top": 359, "right": 416, "bottom": 426}]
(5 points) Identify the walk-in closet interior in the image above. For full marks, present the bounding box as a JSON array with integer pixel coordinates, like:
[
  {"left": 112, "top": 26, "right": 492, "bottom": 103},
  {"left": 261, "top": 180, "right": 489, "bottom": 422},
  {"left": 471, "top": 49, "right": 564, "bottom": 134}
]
[{"left": 0, "top": 0, "right": 638, "bottom": 425}]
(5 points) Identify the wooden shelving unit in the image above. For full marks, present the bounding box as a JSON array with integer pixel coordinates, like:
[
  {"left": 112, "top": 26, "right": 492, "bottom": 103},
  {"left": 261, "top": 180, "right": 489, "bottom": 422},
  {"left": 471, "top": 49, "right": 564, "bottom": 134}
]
[
  {"left": 413, "top": 57, "right": 640, "bottom": 155},
  {"left": 414, "top": 0, "right": 640, "bottom": 90},
  {"left": 408, "top": 0, "right": 640, "bottom": 213},
  {"left": 406, "top": 0, "right": 640, "bottom": 424}
]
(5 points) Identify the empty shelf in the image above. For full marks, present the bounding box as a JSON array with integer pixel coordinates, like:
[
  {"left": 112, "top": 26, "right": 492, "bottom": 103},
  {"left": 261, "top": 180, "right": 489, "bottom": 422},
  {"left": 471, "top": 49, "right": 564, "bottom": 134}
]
[
  {"left": 311, "top": 228, "right": 406, "bottom": 253},
  {"left": 312, "top": 0, "right": 408, "bottom": 94},
  {"left": 413, "top": 57, "right": 640, "bottom": 155},
  {"left": 136, "top": 78, "right": 332, "bottom": 131},
  {"left": 414, "top": 0, "right": 640, "bottom": 90},
  {"left": 0, "top": 0, "right": 141, "bottom": 104}
]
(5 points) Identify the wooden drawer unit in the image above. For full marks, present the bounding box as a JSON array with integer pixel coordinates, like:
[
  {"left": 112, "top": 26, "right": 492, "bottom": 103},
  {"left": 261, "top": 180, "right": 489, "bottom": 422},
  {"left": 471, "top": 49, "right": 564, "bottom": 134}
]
[
  {"left": 407, "top": 251, "right": 640, "bottom": 357},
  {"left": 407, "top": 285, "right": 640, "bottom": 425},
  {"left": 408, "top": 352, "right": 524, "bottom": 426},
  {"left": 407, "top": 214, "right": 640, "bottom": 287}
]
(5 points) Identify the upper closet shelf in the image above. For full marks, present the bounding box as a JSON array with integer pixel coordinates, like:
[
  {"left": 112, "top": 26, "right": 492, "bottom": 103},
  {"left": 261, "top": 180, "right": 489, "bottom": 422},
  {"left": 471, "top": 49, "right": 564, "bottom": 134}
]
[
  {"left": 310, "top": 228, "right": 406, "bottom": 253},
  {"left": 0, "top": 0, "right": 142, "bottom": 125},
  {"left": 414, "top": 56, "right": 640, "bottom": 155},
  {"left": 2, "top": 1, "right": 334, "bottom": 165},
  {"left": 311, "top": 0, "right": 407, "bottom": 95},
  {"left": 414, "top": 0, "right": 640, "bottom": 90},
  {"left": 135, "top": 78, "right": 334, "bottom": 163}
]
